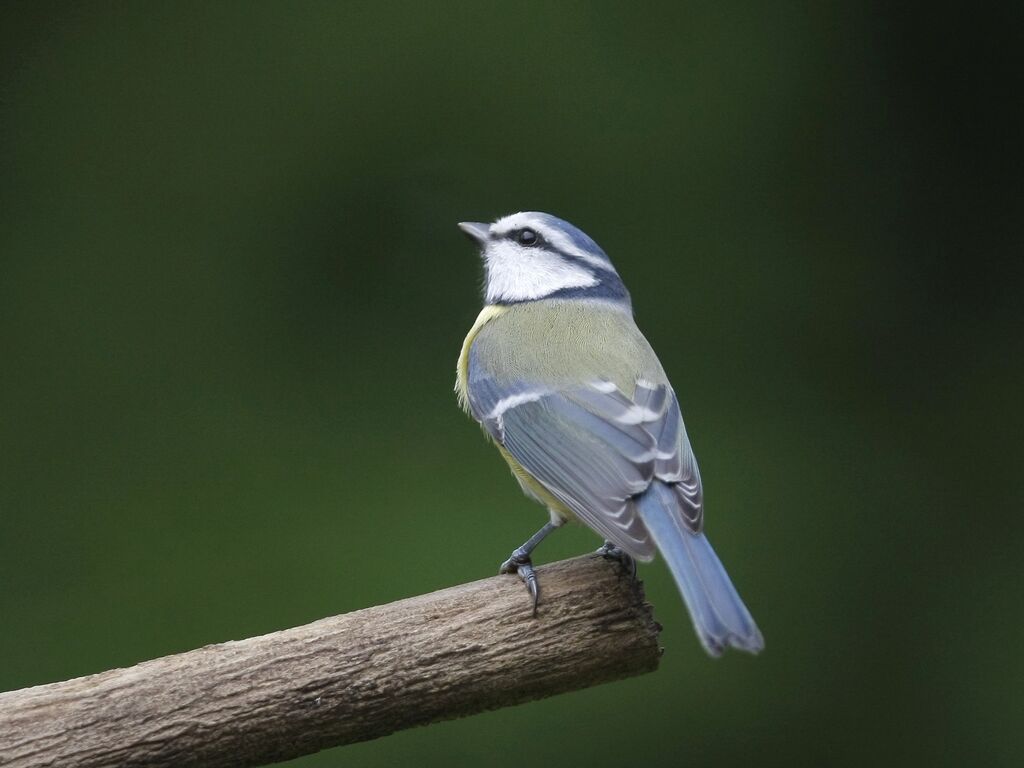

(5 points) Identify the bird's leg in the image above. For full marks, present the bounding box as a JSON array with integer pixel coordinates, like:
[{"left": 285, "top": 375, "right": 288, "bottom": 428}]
[
  {"left": 597, "top": 540, "right": 637, "bottom": 579},
  {"left": 500, "top": 521, "right": 559, "bottom": 616}
]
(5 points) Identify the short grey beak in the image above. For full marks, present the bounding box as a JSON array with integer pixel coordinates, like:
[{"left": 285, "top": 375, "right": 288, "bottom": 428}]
[{"left": 458, "top": 221, "right": 490, "bottom": 246}]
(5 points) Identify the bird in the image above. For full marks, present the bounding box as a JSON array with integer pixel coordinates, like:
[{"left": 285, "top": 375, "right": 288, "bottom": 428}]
[{"left": 454, "top": 211, "right": 763, "bottom": 657}]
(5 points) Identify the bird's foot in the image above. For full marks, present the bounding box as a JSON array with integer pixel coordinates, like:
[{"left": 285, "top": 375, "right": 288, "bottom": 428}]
[
  {"left": 597, "top": 541, "right": 637, "bottom": 579},
  {"left": 500, "top": 547, "right": 540, "bottom": 616}
]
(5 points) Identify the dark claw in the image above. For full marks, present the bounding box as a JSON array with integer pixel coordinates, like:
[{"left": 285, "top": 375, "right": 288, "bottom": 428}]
[
  {"left": 500, "top": 549, "right": 541, "bottom": 617},
  {"left": 499, "top": 546, "right": 528, "bottom": 574},
  {"left": 523, "top": 564, "right": 539, "bottom": 616},
  {"left": 597, "top": 541, "right": 637, "bottom": 579}
]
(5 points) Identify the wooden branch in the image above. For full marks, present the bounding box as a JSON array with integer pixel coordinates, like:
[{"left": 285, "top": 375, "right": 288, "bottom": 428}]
[{"left": 0, "top": 555, "right": 661, "bottom": 768}]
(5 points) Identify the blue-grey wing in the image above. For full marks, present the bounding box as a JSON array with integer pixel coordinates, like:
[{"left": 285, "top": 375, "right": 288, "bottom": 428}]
[
  {"left": 468, "top": 369, "right": 703, "bottom": 561},
  {"left": 629, "top": 380, "right": 703, "bottom": 531}
]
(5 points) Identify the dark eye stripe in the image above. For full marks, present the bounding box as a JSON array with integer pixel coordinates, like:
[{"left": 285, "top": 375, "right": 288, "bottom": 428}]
[{"left": 505, "top": 228, "right": 540, "bottom": 247}]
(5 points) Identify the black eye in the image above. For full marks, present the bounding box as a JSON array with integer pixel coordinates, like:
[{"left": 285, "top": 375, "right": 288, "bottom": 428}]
[{"left": 516, "top": 228, "right": 539, "bottom": 247}]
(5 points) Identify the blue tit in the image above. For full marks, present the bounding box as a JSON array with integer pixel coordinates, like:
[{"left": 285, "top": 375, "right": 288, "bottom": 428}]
[{"left": 455, "top": 212, "right": 763, "bottom": 657}]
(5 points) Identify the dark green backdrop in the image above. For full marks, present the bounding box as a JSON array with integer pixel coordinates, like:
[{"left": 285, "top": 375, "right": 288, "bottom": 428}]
[{"left": 2, "top": 3, "right": 1020, "bottom": 766}]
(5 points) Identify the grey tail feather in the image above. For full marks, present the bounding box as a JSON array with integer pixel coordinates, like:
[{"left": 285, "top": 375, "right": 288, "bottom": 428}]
[{"left": 636, "top": 482, "right": 764, "bottom": 656}]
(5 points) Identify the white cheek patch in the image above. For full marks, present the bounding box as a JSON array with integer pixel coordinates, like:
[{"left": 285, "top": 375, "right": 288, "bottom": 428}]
[{"left": 484, "top": 241, "right": 597, "bottom": 303}]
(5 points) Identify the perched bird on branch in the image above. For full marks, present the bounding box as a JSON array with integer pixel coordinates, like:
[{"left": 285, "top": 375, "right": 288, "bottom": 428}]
[{"left": 455, "top": 212, "right": 763, "bottom": 656}]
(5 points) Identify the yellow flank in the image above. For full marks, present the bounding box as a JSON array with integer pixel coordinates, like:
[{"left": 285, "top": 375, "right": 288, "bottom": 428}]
[
  {"left": 497, "top": 445, "right": 576, "bottom": 522},
  {"left": 455, "top": 304, "right": 507, "bottom": 413}
]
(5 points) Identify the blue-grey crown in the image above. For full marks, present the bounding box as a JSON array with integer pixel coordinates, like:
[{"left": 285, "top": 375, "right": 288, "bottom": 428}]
[{"left": 532, "top": 212, "right": 611, "bottom": 263}]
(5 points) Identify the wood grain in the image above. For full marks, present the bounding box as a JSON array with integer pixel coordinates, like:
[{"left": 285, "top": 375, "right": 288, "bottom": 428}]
[{"left": 0, "top": 555, "right": 661, "bottom": 768}]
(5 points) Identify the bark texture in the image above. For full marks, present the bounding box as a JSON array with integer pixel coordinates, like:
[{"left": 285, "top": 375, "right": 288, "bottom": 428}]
[{"left": 0, "top": 555, "right": 661, "bottom": 768}]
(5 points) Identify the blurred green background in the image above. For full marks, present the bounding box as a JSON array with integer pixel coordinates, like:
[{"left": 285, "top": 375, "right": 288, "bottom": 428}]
[{"left": 1, "top": 3, "right": 1021, "bottom": 766}]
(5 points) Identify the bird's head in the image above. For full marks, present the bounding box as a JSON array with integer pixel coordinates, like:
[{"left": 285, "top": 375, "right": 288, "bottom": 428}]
[{"left": 459, "top": 212, "right": 630, "bottom": 307}]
